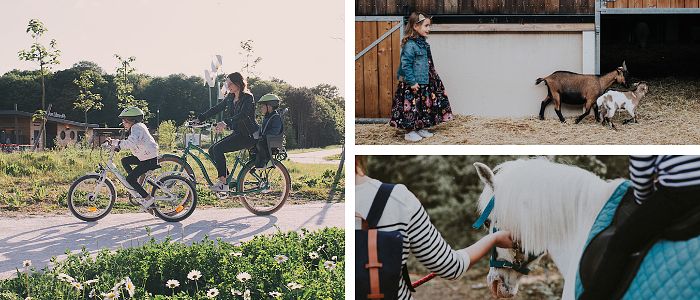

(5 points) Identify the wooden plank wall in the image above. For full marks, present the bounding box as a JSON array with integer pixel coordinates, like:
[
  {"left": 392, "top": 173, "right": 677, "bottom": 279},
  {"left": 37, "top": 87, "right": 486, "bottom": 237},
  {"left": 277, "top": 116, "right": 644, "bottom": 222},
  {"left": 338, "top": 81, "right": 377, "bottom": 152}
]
[
  {"left": 356, "top": 21, "right": 401, "bottom": 118},
  {"left": 356, "top": 0, "right": 594, "bottom": 15},
  {"left": 607, "top": 0, "right": 699, "bottom": 7}
]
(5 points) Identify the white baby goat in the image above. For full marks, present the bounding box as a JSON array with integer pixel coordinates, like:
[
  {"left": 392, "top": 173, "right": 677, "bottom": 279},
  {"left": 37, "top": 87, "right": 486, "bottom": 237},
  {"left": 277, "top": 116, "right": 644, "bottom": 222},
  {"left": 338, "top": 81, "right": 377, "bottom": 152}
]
[{"left": 596, "top": 82, "right": 649, "bottom": 129}]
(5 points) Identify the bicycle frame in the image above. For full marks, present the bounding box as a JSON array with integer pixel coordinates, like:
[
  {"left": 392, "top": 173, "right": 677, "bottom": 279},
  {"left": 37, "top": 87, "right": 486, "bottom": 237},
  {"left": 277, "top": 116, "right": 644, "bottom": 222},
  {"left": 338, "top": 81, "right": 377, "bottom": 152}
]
[
  {"left": 176, "top": 124, "right": 267, "bottom": 196},
  {"left": 97, "top": 147, "right": 177, "bottom": 201}
]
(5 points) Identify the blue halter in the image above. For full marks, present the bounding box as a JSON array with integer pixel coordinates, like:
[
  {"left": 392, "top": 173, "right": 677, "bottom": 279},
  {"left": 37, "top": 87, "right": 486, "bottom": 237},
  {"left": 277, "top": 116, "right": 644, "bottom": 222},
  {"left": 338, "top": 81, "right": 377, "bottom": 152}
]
[{"left": 472, "top": 196, "right": 539, "bottom": 275}]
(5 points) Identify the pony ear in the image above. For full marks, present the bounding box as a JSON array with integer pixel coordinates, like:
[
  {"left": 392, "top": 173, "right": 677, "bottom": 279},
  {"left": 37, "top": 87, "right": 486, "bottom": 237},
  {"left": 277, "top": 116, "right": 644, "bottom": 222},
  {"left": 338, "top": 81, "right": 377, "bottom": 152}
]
[{"left": 474, "top": 162, "right": 495, "bottom": 190}]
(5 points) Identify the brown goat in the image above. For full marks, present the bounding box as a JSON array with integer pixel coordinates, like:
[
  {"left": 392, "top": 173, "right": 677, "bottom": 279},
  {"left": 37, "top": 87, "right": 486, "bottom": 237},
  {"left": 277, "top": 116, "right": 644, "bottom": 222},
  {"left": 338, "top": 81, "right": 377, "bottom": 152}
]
[{"left": 536, "top": 62, "right": 628, "bottom": 123}]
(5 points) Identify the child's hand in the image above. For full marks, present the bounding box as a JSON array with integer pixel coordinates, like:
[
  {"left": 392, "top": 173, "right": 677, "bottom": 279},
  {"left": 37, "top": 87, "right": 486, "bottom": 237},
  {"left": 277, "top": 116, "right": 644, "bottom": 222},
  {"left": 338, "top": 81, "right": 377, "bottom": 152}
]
[
  {"left": 493, "top": 230, "right": 514, "bottom": 248},
  {"left": 411, "top": 83, "right": 419, "bottom": 92}
]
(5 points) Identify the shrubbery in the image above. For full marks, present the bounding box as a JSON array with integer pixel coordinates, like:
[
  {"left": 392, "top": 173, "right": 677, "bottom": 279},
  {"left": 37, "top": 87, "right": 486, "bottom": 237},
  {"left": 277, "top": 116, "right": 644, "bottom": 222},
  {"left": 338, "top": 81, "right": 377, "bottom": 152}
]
[{"left": 0, "top": 228, "right": 344, "bottom": 300}]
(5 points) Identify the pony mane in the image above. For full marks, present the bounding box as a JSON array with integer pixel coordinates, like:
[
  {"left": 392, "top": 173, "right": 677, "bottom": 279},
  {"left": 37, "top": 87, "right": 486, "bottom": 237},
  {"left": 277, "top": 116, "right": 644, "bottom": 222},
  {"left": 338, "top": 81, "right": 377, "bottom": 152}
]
[{"left": 478, "top": 158, "right": 621, "bottom": 255}]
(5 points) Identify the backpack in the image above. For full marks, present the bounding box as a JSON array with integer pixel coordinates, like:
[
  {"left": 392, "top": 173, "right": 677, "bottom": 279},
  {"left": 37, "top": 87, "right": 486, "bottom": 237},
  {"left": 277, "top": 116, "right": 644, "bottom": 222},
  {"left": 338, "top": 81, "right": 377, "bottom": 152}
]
[{"left": 356, "top": 183, "right": 414, "bottom": 299}]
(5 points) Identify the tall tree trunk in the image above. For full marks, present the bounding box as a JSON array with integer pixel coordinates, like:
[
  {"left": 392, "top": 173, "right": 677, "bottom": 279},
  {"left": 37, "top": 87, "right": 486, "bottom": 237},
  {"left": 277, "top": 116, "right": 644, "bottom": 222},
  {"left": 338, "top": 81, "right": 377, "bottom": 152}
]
[{"left": 41, "top": 64, "right": 46, "bottom": 150}]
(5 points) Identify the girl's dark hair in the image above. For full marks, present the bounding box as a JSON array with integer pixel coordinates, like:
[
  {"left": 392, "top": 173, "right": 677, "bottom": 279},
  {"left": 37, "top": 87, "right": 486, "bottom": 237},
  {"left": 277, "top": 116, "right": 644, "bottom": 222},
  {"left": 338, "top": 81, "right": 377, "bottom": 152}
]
[
  {"left": 402, "top": 12, "right": 431, "bottom": 46},
  {"left": 227, "top": 72, "right": 247, "bottom": 93}
]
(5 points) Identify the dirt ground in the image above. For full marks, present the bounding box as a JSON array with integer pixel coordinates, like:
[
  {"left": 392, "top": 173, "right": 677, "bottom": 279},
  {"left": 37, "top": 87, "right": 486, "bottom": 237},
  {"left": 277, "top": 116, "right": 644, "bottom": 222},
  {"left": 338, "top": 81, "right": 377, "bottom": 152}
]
[
  {"left": 356, "top": 77, "right": 700, "bottom": 145},
  {"left": 411, "top": 266, "right": 564, "bottom": 300}
]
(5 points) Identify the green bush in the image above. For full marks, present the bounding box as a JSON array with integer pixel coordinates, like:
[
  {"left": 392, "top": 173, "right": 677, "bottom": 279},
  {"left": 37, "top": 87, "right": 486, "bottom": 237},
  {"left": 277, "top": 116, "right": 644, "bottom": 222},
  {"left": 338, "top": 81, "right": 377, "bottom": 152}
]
[
  {"left": 0, "top": 228, "right": 344, "bottom": 300},
  {"left": 158, "top": 121, "right": 177, "bottom": 151}
]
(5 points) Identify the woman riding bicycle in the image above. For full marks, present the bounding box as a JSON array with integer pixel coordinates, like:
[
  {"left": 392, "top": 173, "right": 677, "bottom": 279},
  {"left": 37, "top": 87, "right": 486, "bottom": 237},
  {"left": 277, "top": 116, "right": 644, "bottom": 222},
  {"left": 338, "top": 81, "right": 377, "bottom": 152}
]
[{"left": 196, "top": 72, "right": 259, "bottom": 192}]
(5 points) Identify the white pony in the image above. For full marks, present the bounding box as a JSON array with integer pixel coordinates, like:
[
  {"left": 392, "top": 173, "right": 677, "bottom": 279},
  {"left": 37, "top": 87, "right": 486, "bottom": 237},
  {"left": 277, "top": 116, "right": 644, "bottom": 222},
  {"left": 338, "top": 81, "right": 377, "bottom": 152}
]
[{"left": 473, "top": 158, "right": 626, "bottom": 299}]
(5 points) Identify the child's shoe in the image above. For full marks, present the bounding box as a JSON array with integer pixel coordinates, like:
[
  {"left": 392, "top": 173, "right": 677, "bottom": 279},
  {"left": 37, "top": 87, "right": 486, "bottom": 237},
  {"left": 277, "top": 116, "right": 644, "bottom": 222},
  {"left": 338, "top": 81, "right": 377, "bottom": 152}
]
[
  {"left": 417, "top": 129, "right": 434, "bottom": 138},
  {"left": 404, "top": 131, "right": 423, "bottom": 142}
]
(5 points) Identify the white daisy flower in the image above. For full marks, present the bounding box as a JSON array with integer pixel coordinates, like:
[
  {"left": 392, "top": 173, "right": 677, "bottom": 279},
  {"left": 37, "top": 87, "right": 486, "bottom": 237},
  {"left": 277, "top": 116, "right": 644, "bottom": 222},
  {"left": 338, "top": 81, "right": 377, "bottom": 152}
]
[
  {"left": 57, "top": 273, "right": 75, "bottom": 283},
  {"left": 231, "top": 288, "right": 243, "bottom": 296},
  {"left": 274, "top": 255, "right": 288, "bottom": 264},
  {"left": 324, "top": 260, "right": 337, "bottom": 270},
  {"left": 269, "top": 291, "right": 282, "bottom": 297},
  {"left": 236, "top": 272, "right": 251, "bottom": 282},
  {"left": 187, "top": 270, "right": 202, "bottom": 281},
  {"left": 308, "top": 252, "right": 319, "bottom": 259},
  {"left": 332, "top": 256, "right": 338, "bottom": 261},
  {"left": 206, "top": 288, "right": 219, "bottom": 298},
  {"left": 230, "top": 252, "right": 243, "bottom": 257},
  {"left": 89, "top": 289, "right": 96, "bottom": 298},
  {"left": 317, "top": 244, "right": 325, "bottom": 251},
  {"left": 25, "top": 297, "right": 33, "bottom": 300},
  {"left": 22, "top": 260, "right": 32, "bottom": 268},
  {"left": 243, "top": 289, "right": 251, "bottom": 300},
  {"left": 84, "top": 279, "right": 99, "bottom": 285},
  {"left": 124, "top": 277, "right": 135, "bottom": 297},
  {"left": 101, "top": 291, "right": 119, "bottom": 299},
  {"left": 71, "top": 281, "right": 84, "bottom": 290},
  {"left": 286, "top": 282, "right": 303, "bottom": 290},
  {"left": 166, "top": 279, "right": 180, "bottom": 288}
]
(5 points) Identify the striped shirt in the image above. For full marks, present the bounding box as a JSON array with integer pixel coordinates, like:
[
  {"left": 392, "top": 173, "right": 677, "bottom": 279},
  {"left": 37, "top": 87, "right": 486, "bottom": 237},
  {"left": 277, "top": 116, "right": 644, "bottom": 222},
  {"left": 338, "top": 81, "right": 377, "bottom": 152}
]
[
  {"left": 356, "top": 177, "right": 470, "bottom": 300},
  {"left": 629, "top": 155, "right": 700, "bottom": 203}
]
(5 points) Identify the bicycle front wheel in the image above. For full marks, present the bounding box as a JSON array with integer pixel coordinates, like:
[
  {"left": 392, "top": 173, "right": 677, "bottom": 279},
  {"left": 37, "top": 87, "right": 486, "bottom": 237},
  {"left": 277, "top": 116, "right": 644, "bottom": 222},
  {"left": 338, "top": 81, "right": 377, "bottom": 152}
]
[
  {"left": 149, "top": 174, "right": 198, "bottom": 222},
  {"left": 237, "top": 160, "right": 291, "bottom": 215},
  {"left": 67, "top": 174, "right": 116, "bottom": 222}
]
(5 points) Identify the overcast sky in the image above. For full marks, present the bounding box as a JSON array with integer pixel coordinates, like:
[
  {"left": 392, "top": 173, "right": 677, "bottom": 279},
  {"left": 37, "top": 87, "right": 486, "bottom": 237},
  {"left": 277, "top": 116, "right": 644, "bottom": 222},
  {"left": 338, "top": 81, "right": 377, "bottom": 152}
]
[{"left": 0, "top": 0, "right": 345, "bottom": 91}]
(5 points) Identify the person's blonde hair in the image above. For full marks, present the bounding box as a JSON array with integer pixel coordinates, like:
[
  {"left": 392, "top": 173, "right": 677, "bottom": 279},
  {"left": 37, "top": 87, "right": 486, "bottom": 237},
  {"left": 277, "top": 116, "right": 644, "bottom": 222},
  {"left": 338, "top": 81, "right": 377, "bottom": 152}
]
[{"left": 401, "top": 12, "right": 431, "bottom": 46}]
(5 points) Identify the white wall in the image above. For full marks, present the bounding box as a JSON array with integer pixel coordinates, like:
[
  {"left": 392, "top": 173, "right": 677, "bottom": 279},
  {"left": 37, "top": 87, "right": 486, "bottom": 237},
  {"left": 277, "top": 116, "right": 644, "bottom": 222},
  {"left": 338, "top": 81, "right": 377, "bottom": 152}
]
[{"left": 429, "top": 31, "right": 595, "bottom": 118}]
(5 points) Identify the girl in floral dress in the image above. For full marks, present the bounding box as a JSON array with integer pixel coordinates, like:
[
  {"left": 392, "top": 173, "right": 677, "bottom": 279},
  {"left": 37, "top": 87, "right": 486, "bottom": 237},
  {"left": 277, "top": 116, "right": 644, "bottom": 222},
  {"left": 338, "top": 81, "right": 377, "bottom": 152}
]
[{"left": 390, "top": 12, "right": 454, "bottom": 142}]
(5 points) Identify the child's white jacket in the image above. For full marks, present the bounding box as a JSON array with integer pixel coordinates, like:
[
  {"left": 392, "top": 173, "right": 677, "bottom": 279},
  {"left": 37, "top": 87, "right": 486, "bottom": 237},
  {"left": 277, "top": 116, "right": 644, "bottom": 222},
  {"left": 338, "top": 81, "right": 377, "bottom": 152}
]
[{"left": 112, "top": 123, "right": 158, "bottom": 161}]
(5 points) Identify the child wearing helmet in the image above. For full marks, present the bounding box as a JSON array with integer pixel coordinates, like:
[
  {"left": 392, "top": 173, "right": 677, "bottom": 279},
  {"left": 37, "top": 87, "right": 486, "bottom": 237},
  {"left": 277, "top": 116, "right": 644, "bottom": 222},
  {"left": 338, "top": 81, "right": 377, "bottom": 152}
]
[
  {"left": 254, "top": 93, "right": 283, "bottom": 169},
  {"left": 106, "top": 107, "right": 159, "bottom": 209}
]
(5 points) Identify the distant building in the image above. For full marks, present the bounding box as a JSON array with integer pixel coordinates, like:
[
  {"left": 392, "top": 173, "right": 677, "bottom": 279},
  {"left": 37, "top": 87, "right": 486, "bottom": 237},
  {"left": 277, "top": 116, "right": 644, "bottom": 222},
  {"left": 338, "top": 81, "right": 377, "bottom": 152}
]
[{"left": 0, "top": 109, "right": 99, "bottom": 149}]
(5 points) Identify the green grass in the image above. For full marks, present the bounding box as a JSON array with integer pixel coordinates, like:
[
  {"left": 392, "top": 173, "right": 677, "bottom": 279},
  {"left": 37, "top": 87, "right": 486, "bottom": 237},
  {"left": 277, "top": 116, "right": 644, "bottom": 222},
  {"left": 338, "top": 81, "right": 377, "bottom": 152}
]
[
  {"left": 0, "top": 228, "right": 344, "bottom": 300},
  {"left": 0, "top": 146, "right": 344, "bottom": 214},
  {"left": 322, "top": 154, "right": 342, "bottom": 161}
]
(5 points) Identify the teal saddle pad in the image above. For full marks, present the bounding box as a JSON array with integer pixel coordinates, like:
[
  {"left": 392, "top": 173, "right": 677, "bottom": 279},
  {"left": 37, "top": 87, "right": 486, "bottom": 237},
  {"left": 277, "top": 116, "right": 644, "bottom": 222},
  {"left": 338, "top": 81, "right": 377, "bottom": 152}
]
[{"left": 575, "top": 180, "right": 700, "bottom": 299}]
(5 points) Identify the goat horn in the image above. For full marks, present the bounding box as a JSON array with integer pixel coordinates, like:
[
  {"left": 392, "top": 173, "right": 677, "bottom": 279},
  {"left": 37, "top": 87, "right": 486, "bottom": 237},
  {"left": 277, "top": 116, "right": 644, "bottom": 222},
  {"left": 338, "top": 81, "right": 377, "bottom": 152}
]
[{"left": 622, "top": 61, "right": 627, "bottom": 71}]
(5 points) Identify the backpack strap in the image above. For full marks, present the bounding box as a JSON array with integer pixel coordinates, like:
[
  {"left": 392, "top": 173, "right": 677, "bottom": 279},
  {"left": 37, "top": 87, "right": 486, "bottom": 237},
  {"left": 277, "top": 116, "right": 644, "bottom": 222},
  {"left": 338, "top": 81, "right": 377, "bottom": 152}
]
[
  {"left": 365, "top": 183, "right": 395, "bottom": 299},
  {"left": 366, "top": 183, "right": 395, "bottom": 228}
]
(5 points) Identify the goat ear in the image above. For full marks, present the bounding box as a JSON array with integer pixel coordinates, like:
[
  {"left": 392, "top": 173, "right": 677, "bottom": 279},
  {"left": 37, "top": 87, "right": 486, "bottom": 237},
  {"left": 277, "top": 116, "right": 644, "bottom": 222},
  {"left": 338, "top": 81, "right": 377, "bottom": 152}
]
[
  {"left": 474, "top": 162, "right": 495, "bottom": 190},
  {"left": 622, "top": 61, "right": 628, "bottom": 71}
]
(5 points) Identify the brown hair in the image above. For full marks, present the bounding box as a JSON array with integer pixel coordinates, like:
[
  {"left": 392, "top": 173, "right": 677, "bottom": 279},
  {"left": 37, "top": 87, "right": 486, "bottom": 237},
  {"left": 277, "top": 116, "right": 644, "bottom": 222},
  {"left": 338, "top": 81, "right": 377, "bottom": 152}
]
[
  {"left": 356, "top": 156, "right": 368, "bottom": 175},
  {"left": 227, "top": 72, "right": 248, "bottom": 93},
  {"left": 401, "top": 12, "right": 431, "bottom": 46}
]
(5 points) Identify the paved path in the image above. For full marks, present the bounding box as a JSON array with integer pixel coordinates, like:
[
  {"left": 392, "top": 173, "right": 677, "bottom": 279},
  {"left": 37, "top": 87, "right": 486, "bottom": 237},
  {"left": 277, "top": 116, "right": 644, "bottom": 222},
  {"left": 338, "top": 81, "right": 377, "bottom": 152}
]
[
  {"left": 288, "top": 148, "right": 343, "bottom": 165},
  {"left": 0, "top": 203, "right": 344, "bottom": 279}
]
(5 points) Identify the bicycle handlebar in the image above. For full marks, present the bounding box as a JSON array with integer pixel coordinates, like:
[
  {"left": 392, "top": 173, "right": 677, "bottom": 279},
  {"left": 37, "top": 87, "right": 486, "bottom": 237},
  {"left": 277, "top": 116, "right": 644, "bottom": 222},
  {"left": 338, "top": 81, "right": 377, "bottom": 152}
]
[{"left": 184, "top": 120, "right": 212, "bottom": 129}]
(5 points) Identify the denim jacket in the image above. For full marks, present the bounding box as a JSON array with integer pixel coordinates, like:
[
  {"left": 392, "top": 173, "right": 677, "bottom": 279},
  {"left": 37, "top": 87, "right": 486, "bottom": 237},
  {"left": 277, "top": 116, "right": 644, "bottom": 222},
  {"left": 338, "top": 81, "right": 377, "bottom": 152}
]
[{"left": 397, "top": 37, "right": 430, "bottom": 85}]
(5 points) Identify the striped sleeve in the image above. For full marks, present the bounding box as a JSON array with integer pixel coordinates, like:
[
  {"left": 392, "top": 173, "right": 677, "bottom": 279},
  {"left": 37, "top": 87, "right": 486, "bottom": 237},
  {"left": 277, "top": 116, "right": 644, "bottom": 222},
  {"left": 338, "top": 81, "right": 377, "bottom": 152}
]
[
  {"left": 629, "top": 155, "right": 657, "bottom": 203},
  {"left": 406, "top": 206, "right": 470, "bottom": 279}
]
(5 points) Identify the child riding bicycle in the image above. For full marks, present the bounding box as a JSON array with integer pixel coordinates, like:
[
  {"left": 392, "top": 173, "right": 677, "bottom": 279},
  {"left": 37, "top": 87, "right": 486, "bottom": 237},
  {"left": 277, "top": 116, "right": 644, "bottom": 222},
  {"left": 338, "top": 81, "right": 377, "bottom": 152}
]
[{"left": 106, "top": 107, "right": 158, "bottom": 209}]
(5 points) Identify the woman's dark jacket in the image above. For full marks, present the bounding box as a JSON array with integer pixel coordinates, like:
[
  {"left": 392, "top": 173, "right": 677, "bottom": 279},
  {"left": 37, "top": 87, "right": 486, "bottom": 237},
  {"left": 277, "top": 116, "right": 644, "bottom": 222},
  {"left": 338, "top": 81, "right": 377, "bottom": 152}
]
[{"left": 197, "top": 91, "right": 259, "bottom": 136}]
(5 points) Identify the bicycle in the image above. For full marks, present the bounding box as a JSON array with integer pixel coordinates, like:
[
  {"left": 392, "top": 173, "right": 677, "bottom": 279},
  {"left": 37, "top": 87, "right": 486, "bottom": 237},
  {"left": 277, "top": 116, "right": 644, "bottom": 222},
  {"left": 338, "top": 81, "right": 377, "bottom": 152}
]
[
  {"left": 67, "top": 142, "right": 198, "bottom": 222},
  {"left": 154, "top": 118, "right": 291, "bottom": 215}
]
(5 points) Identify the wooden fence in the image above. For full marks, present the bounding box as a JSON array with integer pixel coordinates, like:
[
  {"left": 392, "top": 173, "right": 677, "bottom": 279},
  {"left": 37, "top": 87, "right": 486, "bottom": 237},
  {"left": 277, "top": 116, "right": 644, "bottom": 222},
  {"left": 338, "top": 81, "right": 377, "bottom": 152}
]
[
  {"left": 356, "top": 0, "right": 595, "bottom": 15},
  {"left": 356, "top": 20, "right": 401, "bottom": 118},
  {"left": 606, "top": 0, "right": 699, "bottom": 8}
]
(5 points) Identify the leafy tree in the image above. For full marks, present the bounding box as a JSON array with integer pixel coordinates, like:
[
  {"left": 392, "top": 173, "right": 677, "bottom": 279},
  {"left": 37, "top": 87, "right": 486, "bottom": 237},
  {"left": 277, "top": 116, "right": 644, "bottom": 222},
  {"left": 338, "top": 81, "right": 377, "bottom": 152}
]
[
  {"left": 157, "top": 120, "right": 177, "bottom": 150},
  {"left": 114, "top": 54, "right": 150, "bottom": 120},
  {"left": 239, "top": 39, "right": 262, "bottom": 78},
  {"left": 18, "top": 19, "right": 61, "bottom": 149},
  {"left": 73, "top": 70, "right": 107, "bottom": 137}
]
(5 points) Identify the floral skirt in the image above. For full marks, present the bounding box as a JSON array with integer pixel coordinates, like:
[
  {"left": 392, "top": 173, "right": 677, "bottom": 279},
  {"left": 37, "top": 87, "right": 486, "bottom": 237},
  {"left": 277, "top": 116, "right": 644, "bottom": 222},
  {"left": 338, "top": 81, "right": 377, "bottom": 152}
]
[{"left": 389, "top": 72, "right": 453, "bottom": 131}]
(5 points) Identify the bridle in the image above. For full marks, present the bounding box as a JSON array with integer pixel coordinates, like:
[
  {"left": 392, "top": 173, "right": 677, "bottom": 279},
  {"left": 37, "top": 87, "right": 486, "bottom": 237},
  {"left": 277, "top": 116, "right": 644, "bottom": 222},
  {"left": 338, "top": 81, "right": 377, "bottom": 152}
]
[{"left": 472, "top": 196, "right": 542, "bottom": 275}]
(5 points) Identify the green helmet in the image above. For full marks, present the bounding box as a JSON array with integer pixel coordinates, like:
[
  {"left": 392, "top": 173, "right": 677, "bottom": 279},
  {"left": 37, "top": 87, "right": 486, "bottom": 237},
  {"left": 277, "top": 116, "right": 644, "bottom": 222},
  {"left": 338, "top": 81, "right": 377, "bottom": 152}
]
[
  {"left": 258, "top": 93, "right": 281, "bottom": 108},
  {"left": 118, "top": 107, "right": 145, "bottom": 118}
]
